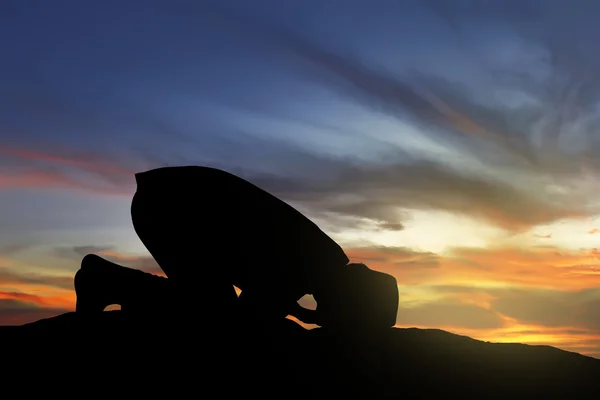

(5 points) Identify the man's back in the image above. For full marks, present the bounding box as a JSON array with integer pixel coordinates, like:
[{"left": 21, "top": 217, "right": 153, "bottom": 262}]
[{"left": 134, "top": 165, "right": 349, "bottom": 300}]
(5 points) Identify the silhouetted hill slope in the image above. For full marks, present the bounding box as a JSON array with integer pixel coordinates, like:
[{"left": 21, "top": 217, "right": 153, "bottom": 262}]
[{"left": 2, "top": 312, "right": 599, "bottom": 398}]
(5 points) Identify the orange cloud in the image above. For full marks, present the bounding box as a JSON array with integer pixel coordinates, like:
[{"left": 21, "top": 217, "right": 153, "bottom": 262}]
[
  {"left": 347, "top": 246, "right": 440, "bottom": 271},
  {"left": 0, "top": 278, "right": 75, "bottom": 324},
  {"left": 439, "top": 246, "right": 600, "bottom": 290},
  {"left": 0, "top": 259, "right": 76, "bottom": 317},
  {"left": 589, "top": 228, "right": 599, "bottom": 234},
  {"left": 0, "top": 291, "right": 47, "bottom": 305},
  {"left": 343, "top": 244, "right": 600, "bottom": 358},
  {"left": 0, "top": 289, "right": 74, "bottom": 311},
  {"left": 0, "top": 145, "right": 133, "bottom": 177},
  {"left": 0, "top": 144, "right": 138, "bottom": 195},
  {"left": 347, "top": 245, "right": 600, "bottom": 290}
]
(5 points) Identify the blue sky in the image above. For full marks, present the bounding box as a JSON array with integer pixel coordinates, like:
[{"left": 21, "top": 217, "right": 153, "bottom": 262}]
[{"left": 3, "top": 0, "right": 600, "bottom": 358}]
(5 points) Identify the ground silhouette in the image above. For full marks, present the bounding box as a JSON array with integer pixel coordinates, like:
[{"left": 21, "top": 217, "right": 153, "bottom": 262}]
[
  {"left": 1, "top": 165, "right": 600, "bottom": 397},
  {"left": 2, "top": 313, "right": 600, "bottom": 398}
]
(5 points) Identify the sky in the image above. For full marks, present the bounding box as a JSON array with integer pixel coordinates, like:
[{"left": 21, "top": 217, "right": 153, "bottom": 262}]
[{"left": 3, "top": 0, "right": 600, "bottom": 358}]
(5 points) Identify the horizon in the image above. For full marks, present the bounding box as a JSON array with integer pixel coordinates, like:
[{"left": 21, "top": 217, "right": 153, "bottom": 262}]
[{"left": 2, "top": 0, "right": 600, "bottom": 359}]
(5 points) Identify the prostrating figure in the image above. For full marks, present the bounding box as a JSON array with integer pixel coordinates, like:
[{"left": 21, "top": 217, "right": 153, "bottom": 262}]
[{"left": 74, "top": 166, "right": 399, "bottom": 331}]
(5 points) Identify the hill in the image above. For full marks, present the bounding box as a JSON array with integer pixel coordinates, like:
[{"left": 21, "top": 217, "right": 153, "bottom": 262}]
[{"left": 1, "top": 311, "right": 599, "bottom": 398}]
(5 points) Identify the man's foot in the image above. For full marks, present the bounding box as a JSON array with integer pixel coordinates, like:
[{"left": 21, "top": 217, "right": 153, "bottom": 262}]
[{"left": 74, "top": 254, "right": 170, "bottom": 314}]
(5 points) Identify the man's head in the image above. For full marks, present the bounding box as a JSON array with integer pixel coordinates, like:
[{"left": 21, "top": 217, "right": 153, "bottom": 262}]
[{"left": 314, "top": 263, "right": 399, "bottom": 331}]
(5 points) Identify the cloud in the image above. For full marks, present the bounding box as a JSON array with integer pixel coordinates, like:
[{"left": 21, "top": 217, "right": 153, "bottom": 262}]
[
  {"left": 403, "top": 282, "right": 600, "bottom": 334},
  {"left": 0, "top": 289, "right": 73, "bottom": 312},
  {"left": 0, "top": 243, "right": 165, "bottom": 325},
  {"left": 2, "top": 91, "right": 595, "bottom": 235},
  {"left": 53, "top": 245, "right": 114, "bottom": 260},
  {"left": 347, "top": 246, "right": 441, "bottom": 273},
  {"left": 190, "top": 5, "right": 600, "bottom": 233},
  {"left": 391, "top": 280, "right": 600, "bottom": 357},
  {"left": 0, "top": 242, "right": 76, "bottom": 297},
  {"left": 0, "top": 144, "right": 142, "bottom": 195},
  {"left": 344, "top": 244, "right": 600, "bottom": 291},
  {"left": 0, "top": 248, "right": 79, "bottom": 325},
  {"left": 0, "top": 242, "right": 33, "bottom": 256},
  {"left": 0, "top": 145, "right": 133, "bottom": 178},
  {"left": 0, "top": 299, "right": 68, "bottom": 326},
  {"left": 0, "top": 268, "right": 74, "bottom": 291},
  {"left": 0, "top": 290, "right": 47, "bottom": 305},
  {"left": 96, "top": 250, "right": 164, "bottom": 277},
  {"left": 439, "top": 246, "right": 600, "bottom": 290},
  {"left": 397, "top": 300, "right": 504, "bottom": 330},
  {"left": 53, "top": 245, "right": 164, "bottom": 277},
  {"left": 399, "top": 282, "right": 600, "bottom": 359},
  {"left": 0, "top": 168, "right": 130, "bottom": 196},
  {"left": 0, "top": 243, "right": 34, "bottom": 267},
  {"left": 245, "top": 156, "right": 589, "bottom": 233},
  {"left": 218, "top": 7, "right": 532, "bottom": 152},
  {"left": 376, "top": 222, "right": 405, "bottom": 231},
  {"left": 442, "top": 320, "right": 600, "bottom": 360},
  {"left": 490, "top": 287, "right": 600, "bottom": 331}
]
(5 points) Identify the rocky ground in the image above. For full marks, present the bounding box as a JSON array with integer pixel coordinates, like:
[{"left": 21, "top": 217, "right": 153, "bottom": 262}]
[{"left": 1, "top": 311, "right": 599, "bottom": 398}]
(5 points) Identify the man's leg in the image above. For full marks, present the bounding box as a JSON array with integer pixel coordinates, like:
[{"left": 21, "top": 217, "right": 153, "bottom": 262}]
[
  {"left": 130, "top": 188, "right": 239, "bottom": 324},
  {"left": 75, "top": 254, "right": 173, "bottom": 314}
]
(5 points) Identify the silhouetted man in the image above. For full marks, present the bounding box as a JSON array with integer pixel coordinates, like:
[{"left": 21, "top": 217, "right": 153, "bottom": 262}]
[
  {"left": 76, "top": 166, "right": 399, "bottom": 330},
  {"left": 130, "top": 166, "right": 351, "bottom": 324}
]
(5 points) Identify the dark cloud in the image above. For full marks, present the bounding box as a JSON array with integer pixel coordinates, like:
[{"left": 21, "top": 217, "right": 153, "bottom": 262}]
[
  {"left": 376, "top": 222, "right": 405, "bottom": 231},
  {"left": 130, "top": 128, "right": 590, "bottom": 233},
  {"left": 245, "top": 154, "right": 586, "bottom": 233},
  {"left": 157, "top": 6, "right": 598, "bottom": 233}
]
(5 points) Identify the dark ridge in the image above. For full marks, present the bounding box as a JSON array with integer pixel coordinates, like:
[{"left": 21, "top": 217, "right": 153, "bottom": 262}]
[{"left": 2, "top": 312, "right": 599, "bottom": 398}]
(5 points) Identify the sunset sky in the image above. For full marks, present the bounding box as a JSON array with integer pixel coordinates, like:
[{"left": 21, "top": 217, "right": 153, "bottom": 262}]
[{"left": 3, "top": 0, "right": 600, "bottom": 358}]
